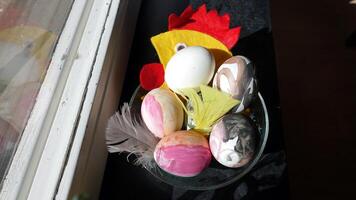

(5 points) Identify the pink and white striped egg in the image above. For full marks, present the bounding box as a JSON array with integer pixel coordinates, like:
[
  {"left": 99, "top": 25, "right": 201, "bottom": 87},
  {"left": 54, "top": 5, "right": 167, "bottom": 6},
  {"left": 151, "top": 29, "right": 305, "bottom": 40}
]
[
  {"left": 154, "top": 131, "right": 211, "bottom": 177},
  {"left": 141, "top": 88, "right": 184, "bottom": 138}
]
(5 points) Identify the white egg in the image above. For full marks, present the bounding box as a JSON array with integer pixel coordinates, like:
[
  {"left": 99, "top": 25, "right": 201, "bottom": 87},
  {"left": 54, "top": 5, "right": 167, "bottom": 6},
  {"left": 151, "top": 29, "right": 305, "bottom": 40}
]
[{"left": 164, "top": 46, "right": 215, "bottom": 93}]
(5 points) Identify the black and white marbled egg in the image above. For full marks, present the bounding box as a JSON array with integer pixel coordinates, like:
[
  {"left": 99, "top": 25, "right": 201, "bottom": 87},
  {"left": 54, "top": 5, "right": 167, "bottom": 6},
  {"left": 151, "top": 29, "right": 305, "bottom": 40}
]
[
  {"left": 213, "top": 56, "right": 257, "bottom": 113},
  {"left": 209, "top": 113, "right": 258, "bottom": 168}
]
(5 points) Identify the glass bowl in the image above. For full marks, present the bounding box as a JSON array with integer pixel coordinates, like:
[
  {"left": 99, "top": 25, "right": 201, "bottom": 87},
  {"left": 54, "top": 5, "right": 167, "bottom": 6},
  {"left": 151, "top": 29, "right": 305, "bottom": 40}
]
[{"left": 129, "top": 86, "right": 269, "bottom": 190}]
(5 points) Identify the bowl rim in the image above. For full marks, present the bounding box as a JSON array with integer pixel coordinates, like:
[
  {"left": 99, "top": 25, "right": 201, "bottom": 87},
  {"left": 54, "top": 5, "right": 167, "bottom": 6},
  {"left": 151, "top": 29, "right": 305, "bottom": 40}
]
[{"left": 130, "top": 86, "right": 269, "bottom": 190}]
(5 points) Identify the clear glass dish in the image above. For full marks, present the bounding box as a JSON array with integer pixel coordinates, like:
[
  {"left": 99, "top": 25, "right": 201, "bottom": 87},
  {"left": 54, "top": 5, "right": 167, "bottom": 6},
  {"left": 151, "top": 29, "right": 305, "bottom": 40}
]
[{"left": 129, "top": 86, "right": 269, "bottom": 190}]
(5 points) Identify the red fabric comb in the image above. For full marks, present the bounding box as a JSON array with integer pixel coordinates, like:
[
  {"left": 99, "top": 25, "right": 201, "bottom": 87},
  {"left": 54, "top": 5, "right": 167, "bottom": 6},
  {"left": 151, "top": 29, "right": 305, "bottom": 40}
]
[{"left": 168, "top": 4, "right": 241, "bottom": 49}]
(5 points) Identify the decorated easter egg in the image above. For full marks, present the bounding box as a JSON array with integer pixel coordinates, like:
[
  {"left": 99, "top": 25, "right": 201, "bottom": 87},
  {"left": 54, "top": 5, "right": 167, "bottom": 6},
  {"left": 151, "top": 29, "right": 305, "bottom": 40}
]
[
  {"left": 154, "top": 130, "right": 211, "bottom": 177},
  {"left": 213, "top": 56, "right": 257, "bottom": 113},
  {"left": 209, "top": 114, "right": 257, "bottom": 168},
  {"left": 165, "top": 46, "right": 215, "bottom": 93},
  {"left": 141, "top": 88, "right": 184, "bottom": 138}
]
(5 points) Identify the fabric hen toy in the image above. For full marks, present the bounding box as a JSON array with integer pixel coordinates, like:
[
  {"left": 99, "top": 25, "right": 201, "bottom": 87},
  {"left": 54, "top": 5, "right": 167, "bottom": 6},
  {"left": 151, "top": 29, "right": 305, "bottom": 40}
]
[{"left": 139, "top": 4, "right": 241, "bottom": 91}]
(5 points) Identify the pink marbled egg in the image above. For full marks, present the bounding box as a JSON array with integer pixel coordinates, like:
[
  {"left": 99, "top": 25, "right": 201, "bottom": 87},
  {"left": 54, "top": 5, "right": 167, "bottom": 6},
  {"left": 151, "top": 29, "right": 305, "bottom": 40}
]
[
  {"left": 154, "top": 131, "right": 211, "bottom": 177},
  {"left": 141, "top": 88, "right": 183, "bottom": 138}
]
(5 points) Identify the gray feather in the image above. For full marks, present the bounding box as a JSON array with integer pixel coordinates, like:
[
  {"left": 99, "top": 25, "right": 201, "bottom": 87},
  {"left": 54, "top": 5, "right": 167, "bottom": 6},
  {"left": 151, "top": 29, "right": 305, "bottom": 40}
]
[{"left": 106, "top": 103, "right": 159, "bottom": 169}]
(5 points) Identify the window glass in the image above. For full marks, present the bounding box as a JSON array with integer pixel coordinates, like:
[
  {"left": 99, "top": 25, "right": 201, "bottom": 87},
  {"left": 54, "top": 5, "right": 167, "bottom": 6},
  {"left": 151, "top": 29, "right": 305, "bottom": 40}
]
[{"left": 0, "top": 0, "right": 74, "bottom": 182}]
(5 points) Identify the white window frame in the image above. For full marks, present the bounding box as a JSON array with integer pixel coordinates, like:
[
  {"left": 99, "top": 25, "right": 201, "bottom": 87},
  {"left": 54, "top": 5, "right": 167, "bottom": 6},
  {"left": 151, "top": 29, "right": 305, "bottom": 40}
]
[{"left": 0, "top": 0, "right": 141, "bottom": 199}]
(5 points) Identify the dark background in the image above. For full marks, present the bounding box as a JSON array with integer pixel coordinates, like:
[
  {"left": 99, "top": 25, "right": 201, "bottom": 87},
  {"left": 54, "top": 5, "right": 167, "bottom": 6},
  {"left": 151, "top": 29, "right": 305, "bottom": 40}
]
[
  {"left": 269, "top": 0, "right": 356, "bottom": 199},
  {"left": 100, "top": 0, "right": 356, "bottom": 199}
]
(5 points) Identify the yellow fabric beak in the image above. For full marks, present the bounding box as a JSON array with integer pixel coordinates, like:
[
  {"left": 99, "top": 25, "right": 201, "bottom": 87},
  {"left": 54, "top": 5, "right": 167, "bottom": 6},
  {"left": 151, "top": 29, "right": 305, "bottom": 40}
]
[{"left": 151, "top": 29, "right": 232, "bottom": 69}]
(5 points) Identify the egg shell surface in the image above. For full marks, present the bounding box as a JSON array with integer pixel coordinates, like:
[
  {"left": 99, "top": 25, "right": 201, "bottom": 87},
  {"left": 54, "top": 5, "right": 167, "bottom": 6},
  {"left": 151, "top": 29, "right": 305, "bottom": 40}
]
[
  {"left": 213, "top": 56, "right": 257, "bottom": 112},
  {"left": 209, "top": 114, "right": 257, "bottom": 168},
  {"left": 141, "top": 88, "right": 184, "bottom": 138},
  {"left": 154, "top": 130, "right": 211, "bottom": 177},
  {"left": 164, "top": 46, "right": 215, "bottom": 93}
]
